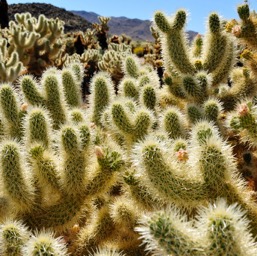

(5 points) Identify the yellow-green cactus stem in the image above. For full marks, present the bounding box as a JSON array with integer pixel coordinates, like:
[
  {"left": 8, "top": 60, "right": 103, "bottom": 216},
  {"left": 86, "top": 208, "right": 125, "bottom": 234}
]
[
  {"left": 110, "top": 198, "right": 139, "bottom": 229},
  {"left": 111, "top": 102, "right": 152, "bottom": 143},
  {"left": 202, "top": 13, "right": 228, "bottom": 73},
  {"left": 136, "top": 206, "right": 202, "bottom": 255},
  {"left": 85, "top": 146, "right": 124, "bottom": 196},
  {"left": 237, "top": 3, "right": 250, "bottom": 21},
  {"left": 0, "top": 219, "right": 30, "bottom": 256},
  {"left": 141, "top": 85, "right": 157, "bottom": 110},
  {"left": 68, "top": 62, "right": 84, "bottom": 87},
  {"left": 24, "top": 108, "right": 52, "bottom": 148},
  {"left": 182, "top": 75, "right": 204, "bottom": 102},
  {"left": 124, "top": 55, "right": 140, "bottom": 79},
  {"left": 60, "top": 126, "right": 88, "bottom": 197},
  {"left": 0, "top": 141, "right": 34, "bottom": 211},
  {"left": 120, "top": 78, "right": 139, "bottom": 101},
  {"left": 211, "top": 41, "right": 235, "bottom": 86},
  {"left": 134, "top": 138, "right": 207, "bottom": 205},
  {"left": 61, "top": 67, "right": 82, "bottom": 107},
  {"left": 42, "top": 70, "right": 67, "bottom": 129},
  {"left": 123, "top": 170, "right": 161, "bottom": 210},
  {"left": 136, "top": 199, "right": 257, "bottom": 256},
  {"left": 76, "top": 206, "right": 115, "bottom": 255},
  {"left": 203, "top": 98, "right": 222, "bottom": 123},
  {"left": 186, "top": 104, "right": 204, "bottom": 124},
  {"left": 191, "top": 34, "right": 203, "bottom": 58},
  {"left": 89, "top": 72, "right": 114, "bottom": 126},
  {"left": 162, "top": 107, "right": 187, "bottom": 139},
  {"left": 29, "top": 144, "right": 61, "bottom": 193},
  {"left": 0, "top": 85, "right": 24, "bottom": 140},
  {"left": 154, "top": 10, "right": 196, "bottom": 75},
  {"left": 19, "top": 75, "right": 45, "bottom": 105},
  {"left": 69, "top": 108, "right": 86, "bottom": 124}
]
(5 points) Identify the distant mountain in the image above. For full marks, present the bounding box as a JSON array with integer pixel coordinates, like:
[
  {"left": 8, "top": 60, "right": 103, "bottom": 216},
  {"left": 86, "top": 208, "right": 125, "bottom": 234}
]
[
  {"left": 72, "top": 10, "right": 198, "bottom": 42},
  {"left": 72, "top": 10, "right": 153, "bottom": 41},
  {"left": 8, "top": 3, "right": 92, "bottom": 32}
]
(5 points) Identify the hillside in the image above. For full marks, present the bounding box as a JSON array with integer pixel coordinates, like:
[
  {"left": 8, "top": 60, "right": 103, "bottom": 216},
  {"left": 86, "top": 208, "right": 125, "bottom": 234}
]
[
  {"left": 72, "top": 10, "right": 198, "bottom": 42},
  {"left": 8, "top": 3, "right": 92, "bottom": 32}
]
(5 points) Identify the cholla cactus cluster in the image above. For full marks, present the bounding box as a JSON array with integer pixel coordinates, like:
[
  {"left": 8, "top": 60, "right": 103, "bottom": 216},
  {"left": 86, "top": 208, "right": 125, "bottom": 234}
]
[{"left": 1, "top": 2, "right": 257, "bottom": 256}]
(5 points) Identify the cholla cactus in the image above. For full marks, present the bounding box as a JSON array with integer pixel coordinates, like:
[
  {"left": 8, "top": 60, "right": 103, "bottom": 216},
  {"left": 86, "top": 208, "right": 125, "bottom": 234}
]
[
  {"left": 0, "top": 39, "right": 24, "bottom": 83},
  {"left": 7, "top": 13, "right": 64, "bottom": 75},
  {"left": 136, "top": 199, "right": 257, "bottom": 256}
]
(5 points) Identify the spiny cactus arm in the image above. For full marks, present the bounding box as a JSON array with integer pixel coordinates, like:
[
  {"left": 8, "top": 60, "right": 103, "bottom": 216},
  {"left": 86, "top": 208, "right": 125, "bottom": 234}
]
[
  {"left": 235, "top": 4, "right": 257, "bottom": 48},
  {"left": 135, "top": 139, "right": 208, "bottom": 205},
  {"left": 89, "top": 73, "right": 114, "bottom": 126},
  {"left": 29, "top": 145, "right": 61, "bottom": 193},
  {"left": 154, "top": 10, "right": 196, "bottom": 75},
  {"left": 136, "top": 208, "right": 203, "bottom": 256},
  {"left": 76, "top": 206, "right": 115, "bottom": 255},
  {"left": 61, "top": 67, "right": 82, "bottom": 107},
  {"left": 0, "top": 219, "right": 30, "bottom": 256},
  {"left": 60, "top": 126, "right": 89, "bottom": 197},
  {"left": 22, "top": 191, "right": 89, "bottom": 230},
  {"left": 123, "top": 170, "right": 161, "bottom": 210},
  {"left": 111, "top": 102, "right": 152, "bottom": 143},
  {"left": 68, "top": 62, "right": 85, "bottom": 87},
  {"left": 202, "top": 13, "right": 229, "bottom": 73},
  {"left": 136, "top": 199, "right": 257, "bottom": 256},
  {"left": 211, "top": 41, "right": 235, "bottom": 86},
  {"left": 162, "top": 107, "right": 188, "bottom": 139},
  {"left": 182, "top": 75, "right": 206, "bottom": 102},
  {"left": 141, "top": 85, "right": 157, "bottom": 110},
  {"left": 198, "top": 199, "right": 257, "bottom": 255},
  {"left": 191, "top": 34, "right": 203, "bottom": 58},
  {"left": 35, "top": 14, "right": 47, "bottom": 34},
  {"left": 0, "top": 85, "right": 24, "bottom": 140},
  {"left": 186, "top": 104, "right": 204, "bottom": 124},
  {"left": 22, "top": 230, "right": 68, "bottom": 255},
  {"left": 227, "top": 101, "right": 257, "bottom": 147},
  {"left": 123, "top": 55, "right": 140, "bottom": 79},
  {"left": 0, "top": 141, "right": 34, "bottom": 212},
  {"left": 20, "top": 75, "right": 45, "bottom": 106},
  {"left": 119, "top": 78, "right": 139, "bottom": 101},
  {"left": 110, "top": 198, "right": 140, "bottom": 230},
  {"left": 42, "top": 71, "right": 67, "bottom": 129},
  {"left": 85, "top": 146, "right": 124, "bottom": 197},
  {"left": 203, "top": 98, "right": 223, "bottom": 123},
  {"left": 24, "top": 108, "right": 52, "bottom": 148},
  {"left": 219, "top": 69, "right": 256, "bottom": 111}
]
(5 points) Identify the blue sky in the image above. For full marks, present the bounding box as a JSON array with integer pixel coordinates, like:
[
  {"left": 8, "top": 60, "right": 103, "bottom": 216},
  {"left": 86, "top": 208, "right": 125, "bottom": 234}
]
[{"left": 8, "top": 0, "right": 257, "bottom": 33}]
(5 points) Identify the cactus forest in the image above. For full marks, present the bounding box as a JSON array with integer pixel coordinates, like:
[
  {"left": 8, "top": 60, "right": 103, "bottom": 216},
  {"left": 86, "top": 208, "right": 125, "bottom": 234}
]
[{"left": 2, "top": 1, "right": 257, "bottom": 255}]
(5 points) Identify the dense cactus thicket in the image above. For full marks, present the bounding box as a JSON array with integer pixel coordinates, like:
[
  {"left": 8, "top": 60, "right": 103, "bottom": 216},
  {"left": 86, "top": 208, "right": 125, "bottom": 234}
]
[{"left": 1, "top": 2, "right": 257, "bottom": 255}]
